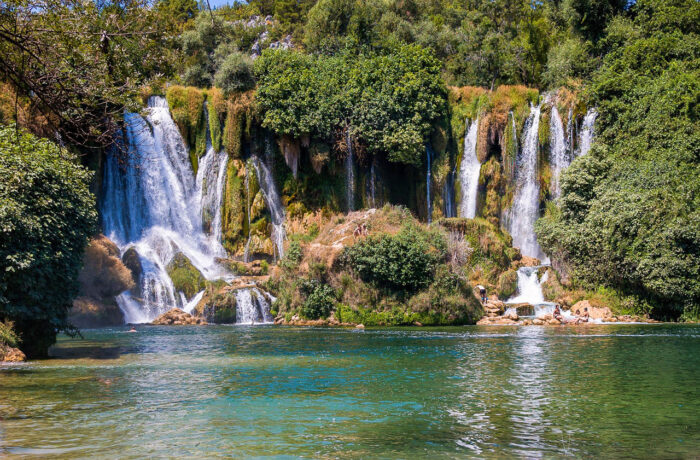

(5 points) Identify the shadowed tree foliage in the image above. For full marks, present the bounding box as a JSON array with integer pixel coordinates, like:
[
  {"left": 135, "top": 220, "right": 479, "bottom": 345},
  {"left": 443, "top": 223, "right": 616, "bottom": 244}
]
[{"left": 0, "top": 125, "right": 98, "bottom": 357}]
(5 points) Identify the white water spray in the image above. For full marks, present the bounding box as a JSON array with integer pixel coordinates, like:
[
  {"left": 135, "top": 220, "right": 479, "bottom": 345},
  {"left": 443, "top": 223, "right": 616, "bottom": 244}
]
[
  {"left": 507, "top": 103, "right": 545, "bottom": 260},
  {"left": 458, "top": 117, "right": 481, "bottom": 218},
  {"left": 251, "top": 155, "right": 286, "bottom": 261},
  {"left": 549, "top": 106, "right": 569, "bottom": 198},
  {"left": 235, "top": 288, "right": 275, "bottom": 324},
  {"left": 577, "top": 108, "right": 598, "bottom": 157},
  {"left": 103, "top": 97, "right": 231, "bottom": 322}
]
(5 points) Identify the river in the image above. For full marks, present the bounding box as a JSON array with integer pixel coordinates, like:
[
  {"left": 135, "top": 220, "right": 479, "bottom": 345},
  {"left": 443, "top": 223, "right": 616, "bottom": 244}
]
[{"left": 1, "top": 325, "right": 699, "bottom": 458}]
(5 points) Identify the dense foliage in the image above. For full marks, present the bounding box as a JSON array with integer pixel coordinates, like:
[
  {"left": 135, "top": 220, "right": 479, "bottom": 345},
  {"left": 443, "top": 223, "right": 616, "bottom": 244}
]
[
  {"left": 255, "top": 45, "right": 446, "bottom": 165},
  {"left": 0, "top": 126, "right": 97, "bottom": 357},
  {"left": 535, "top": 0, "right": 700, "bottom": 319}
]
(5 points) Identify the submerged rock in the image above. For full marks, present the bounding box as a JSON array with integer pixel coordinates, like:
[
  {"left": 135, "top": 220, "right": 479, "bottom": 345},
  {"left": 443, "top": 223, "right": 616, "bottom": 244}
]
[{"left": 151, "top": 308, "right": 206, "bottom": 326}]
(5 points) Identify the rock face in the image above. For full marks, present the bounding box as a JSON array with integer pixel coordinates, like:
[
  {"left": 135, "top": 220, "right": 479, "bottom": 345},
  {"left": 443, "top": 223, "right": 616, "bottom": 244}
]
[
  {"left": 69, "top": 235, "right": 133, "bottom": 328},
  {"left": 0, "top": 345, "right": 25, "bottom": 362},
  {"left": 151, "top": 308, "right": 206, "bottom": 326},
  {"left": 483, "top": 299, "right": 506, "bottom": 317},
  {"left": 571, "top": 300, "right": 613, "bottom": 319}
]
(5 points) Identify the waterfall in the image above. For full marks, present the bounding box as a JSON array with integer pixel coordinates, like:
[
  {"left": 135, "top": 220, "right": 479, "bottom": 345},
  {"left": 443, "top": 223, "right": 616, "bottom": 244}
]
[
  {"left": 243, "top": 165, "right": 253, "bottom": 263},
  {"left": 508, "top": 103, "right": 546, "bottom": 260},
  {"left": 577, "top": 108, "right": 598, "bottom": 157},
  {"left": 549, "top": 106, "right": 569, "bottom": 198},
  {"left": 458, "top": 117, "right": 481, "bottom": 218},
  {"left": 251, "top": 155, "right": 286, "bottom": 260},
  {"left": 235, "top": 288, "right": 275, "bottom": 324},
  {"left": 426, "top": 143, "right": 433, "bottom": 223},
  {"left": 102, "top": 96, "right": 231, "bottom": 323},
  {"left": 505, "top": 266, "right": 565, "bottom": 318},
  {"left": 370, "top": 159, "right": 377, "bottom": 208},
  {"left": 507, "top": 266, "right": 548, "bottom": 305},
  {"left": 345, "top": 128, "right": 355, "bottom": 212},
  {"left": 443, "top": 169, "right": 456, "bottom": 218},
  {"left": 196, "top": 144, "right": 229, "bottom": 246}
]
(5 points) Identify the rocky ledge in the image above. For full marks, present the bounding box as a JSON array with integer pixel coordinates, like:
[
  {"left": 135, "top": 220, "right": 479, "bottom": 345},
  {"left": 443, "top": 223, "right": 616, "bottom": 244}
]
[
  {"left": 275, "top": 313, "right": 356, "bottom": 327},
  {"left": 1, "top": 344, "right": 26, "bottom": 362},
  {"left": 151, "top": 308, "right": 207, "bottom": 326}
]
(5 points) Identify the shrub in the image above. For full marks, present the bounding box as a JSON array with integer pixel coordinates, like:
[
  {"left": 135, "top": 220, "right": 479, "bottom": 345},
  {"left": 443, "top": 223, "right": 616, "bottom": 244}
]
[
  {"left": 300, "top": 281, "right": 335, "bottom": 319},
  {"left": 339, "top": 224, "right": 446, "bottom": 295},
  {"left": 0, "top": 125, "right": 98, "bottom": 357},
  {"left": 0, "top": 320, "right": 19, "bottom": 348},
  {"left": 214, "top": 52, "right": 256, "bottom": 96},
  {"left": 281, "top": 240, "right": 303, "bottom": 270}
]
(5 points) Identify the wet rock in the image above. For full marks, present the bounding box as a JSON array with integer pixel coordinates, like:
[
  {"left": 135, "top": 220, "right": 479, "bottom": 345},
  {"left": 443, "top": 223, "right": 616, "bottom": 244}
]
[
  {"left": 548, "top": 318, "right": 561, "bottom": 326},
  {"left": 356, "top": 324, "right": 365, "bottom": 329},
  {"left": 151, "top": 308, "right": 206, "bottom": 326},
  {"left": 504, "top": 311, "right": 519, "bottom": 321},
  {"left": 532, "top": 318, "right": 544, "bottom": 325},
  {"left": 510, "top": 303, "right": 534, "bottom": 317}
]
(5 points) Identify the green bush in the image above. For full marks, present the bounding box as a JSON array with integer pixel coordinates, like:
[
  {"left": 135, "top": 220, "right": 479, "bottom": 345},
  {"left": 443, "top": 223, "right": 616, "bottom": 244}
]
[
  {"left": 281, "top": 240, "right": 303, "bottom": 270},
  {"left": 213, "top": 52, "right": 256, "bottom": 95},
  {"left": 339, "top": 224, "right": 446, "bottom": 295},
  {"left": 0, "top": 125, "right": 98, "bottom": 358},
  {"left": 300, "top": 281, "right": 335, "bottom": 319},
  {"left": 0, "top": 320, "right": 19, "bottom": 348}
]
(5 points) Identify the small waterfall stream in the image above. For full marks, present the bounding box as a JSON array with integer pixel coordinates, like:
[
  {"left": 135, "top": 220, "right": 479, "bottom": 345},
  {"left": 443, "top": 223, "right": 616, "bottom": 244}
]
[
  {"left": 508, "top": 103, "right": 546, "bottom": 260},
  {"left": 426, "top": 143, "right": 433, "bottom": 223},
  {"left": 458, "top": 117, "right": 481, "bottom": 218},
  {"left": 251, "top": 155, "right": 286, "bottom": 261},
  {"left": 577, "top": 108, "right": 598, "bottom": 157},
  {"left": 235, "top": 288, "right": 275, "bottom": 324},
  {"left": 549, "top": 106, "right": 569, "bottom": 198}
]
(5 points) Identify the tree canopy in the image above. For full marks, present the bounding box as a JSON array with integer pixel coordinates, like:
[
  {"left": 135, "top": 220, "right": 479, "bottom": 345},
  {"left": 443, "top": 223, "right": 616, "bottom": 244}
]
[{"left": 254, "top": 45, "right": 447, "bottom": 165}]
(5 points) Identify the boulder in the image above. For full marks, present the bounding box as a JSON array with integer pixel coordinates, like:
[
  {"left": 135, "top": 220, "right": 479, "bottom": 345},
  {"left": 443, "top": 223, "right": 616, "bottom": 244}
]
[
  {"left": 0, "top": 345, "right": 25, "bottom": 362},
  {"left": 504, "top": 311, "right": 519, "bottom": 321},
  {"left": 166, "top": 252, "right": 206, "bottom": 301},
  {"left": 548, "top": 318, "right": 561, "bottom": 326},
  {"left": 532, "top": 318, "right": 544, "bottom": 325},
  {"left": 70, "top": 296, "right": 125, "bottom": 328},
  {"left": 510, "top": 303, "right": 534, "bottom": 317},
  {"left": 571, "top": 300, "right": 613, "bottom": 319},
  {"left": 356, "top": 324, "right": 365, "bottom": 329},
  {"left": 151, "top": 308, "right": 206, "bottom": 326}
]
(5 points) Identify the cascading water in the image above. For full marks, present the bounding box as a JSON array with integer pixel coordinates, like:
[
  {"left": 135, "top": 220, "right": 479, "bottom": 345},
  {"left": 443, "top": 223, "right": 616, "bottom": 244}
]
[
  {"left": 577, "top": 108, "right": 598, "bottom": 157},
  {"left": 102, "top": 96, "right": 231, "bottom": 322},
  {"left": 443, "top": 170, "right": 456, "bottom": 218},
  {"left": 507, "top": 103, "right": 546, "bottom": 261},
  {"left": 426, "top": 143, "right": 433, "bottom": 223},
  {"left": 370, "top": 159, "right": 377, "bottom": 208},
  {"left": 243, "top": 165, "right": 253, "bottom": 263},
  {"left": 235, "top": 288, "right": 275, "bottom": 324},
  {"left": 345, "top": 129, "right": 355, "bottom": 212},
  {"left": 549, "top": 106, "right": 569, "bottom": 198},
  {"left": 458, "top": 117, "right": 481, "bottom": 218},
  {"left": 251, "top": 155, "right": 286, "bottom": 260}
]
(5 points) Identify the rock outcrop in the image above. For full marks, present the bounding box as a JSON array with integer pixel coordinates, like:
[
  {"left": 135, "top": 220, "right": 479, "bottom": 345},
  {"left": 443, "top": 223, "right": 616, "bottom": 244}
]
[
  {"left": 69, "top": 235, "right": 133, "bottom": 328},
  {"left": 570, "top": 300, "right": 612, "bottom": 319},
  {"left": 151, "top": 308, "right": 206, "bottom": 325},
  {"left": 0, "top": 345, "right": 26, "bottom": 362}
]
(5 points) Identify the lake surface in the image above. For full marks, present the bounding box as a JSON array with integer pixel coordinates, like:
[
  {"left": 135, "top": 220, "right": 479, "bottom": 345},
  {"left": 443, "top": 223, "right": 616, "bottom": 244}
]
[{"left": 1, "top": 325, "right": 699, "bottom": 458}]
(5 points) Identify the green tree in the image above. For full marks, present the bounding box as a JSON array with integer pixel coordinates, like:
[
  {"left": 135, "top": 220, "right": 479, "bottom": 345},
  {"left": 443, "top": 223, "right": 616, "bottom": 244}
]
[
  {"left": 0, "top": 125, "right": 98, "bottom": 357},
  {"left": 536, "top": 0, "right": 700, "bottom": 319}
]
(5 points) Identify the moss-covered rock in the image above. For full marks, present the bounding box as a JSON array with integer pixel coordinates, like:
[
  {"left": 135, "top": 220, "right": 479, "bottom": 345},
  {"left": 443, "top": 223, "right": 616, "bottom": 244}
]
[
  {"left": 166, "top": 252, "right": 206, "bottom": 300},
  {"left": 194, "top": 288, "right": 238, "bottom": 324},
  {"left": 497, "top": 269, "right": 518, "bottom": 299}
]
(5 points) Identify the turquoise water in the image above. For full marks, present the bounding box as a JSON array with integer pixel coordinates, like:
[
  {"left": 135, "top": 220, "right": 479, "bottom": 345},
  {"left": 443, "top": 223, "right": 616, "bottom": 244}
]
[{"left": 1, "top": 325, "right": 699, "bottom": 458}]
